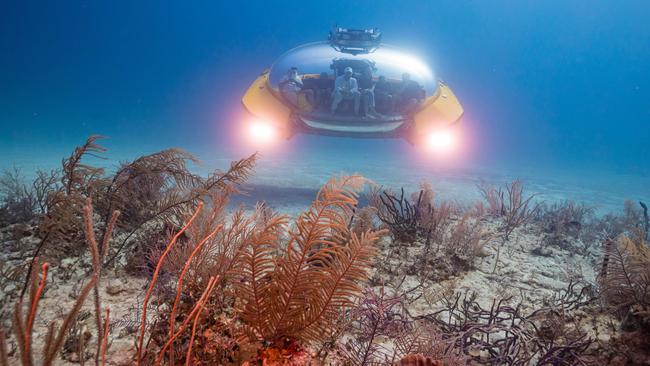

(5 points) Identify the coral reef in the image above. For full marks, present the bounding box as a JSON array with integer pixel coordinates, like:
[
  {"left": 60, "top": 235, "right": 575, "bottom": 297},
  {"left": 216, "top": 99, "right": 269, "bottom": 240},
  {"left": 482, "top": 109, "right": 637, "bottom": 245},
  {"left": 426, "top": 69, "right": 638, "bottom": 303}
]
[{"left": 0, "top": 137, "right": 649, "bottom": 365}]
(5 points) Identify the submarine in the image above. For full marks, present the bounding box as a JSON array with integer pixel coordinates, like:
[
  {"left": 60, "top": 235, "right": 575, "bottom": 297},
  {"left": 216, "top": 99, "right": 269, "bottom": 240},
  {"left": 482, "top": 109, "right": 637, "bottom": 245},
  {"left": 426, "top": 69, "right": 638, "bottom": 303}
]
[{"left": 242, "top": 27, "right": 463, "bottom": 151}]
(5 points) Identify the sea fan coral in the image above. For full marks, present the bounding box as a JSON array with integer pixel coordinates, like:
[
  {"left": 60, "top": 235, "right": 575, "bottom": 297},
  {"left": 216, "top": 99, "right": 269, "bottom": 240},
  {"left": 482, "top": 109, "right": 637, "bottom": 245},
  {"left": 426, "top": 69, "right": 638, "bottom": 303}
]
[
  {"left": 599, "top": 234, "right": 650, "bottom": 329},
  {"left": 137, "top": 175, "right": 385, "bottom": 364},
  {"left": 236, "top": 175, "right": 385, "bottom": 343}
]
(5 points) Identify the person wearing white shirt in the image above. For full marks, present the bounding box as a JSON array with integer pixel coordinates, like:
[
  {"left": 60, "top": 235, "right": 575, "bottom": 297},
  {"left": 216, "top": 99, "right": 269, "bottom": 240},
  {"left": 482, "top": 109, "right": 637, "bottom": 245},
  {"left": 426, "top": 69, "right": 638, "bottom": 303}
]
[
  {"left": 279, "top": 67, "right": 314, "bottom": 109},
  {"left": 331, "top": 67, "right": 361, "bottom": 115}
]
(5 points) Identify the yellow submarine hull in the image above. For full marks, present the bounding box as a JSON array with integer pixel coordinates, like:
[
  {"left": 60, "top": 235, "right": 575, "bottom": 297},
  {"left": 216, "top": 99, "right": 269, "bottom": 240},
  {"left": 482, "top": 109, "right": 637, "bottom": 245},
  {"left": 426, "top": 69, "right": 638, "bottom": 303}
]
[{"left": 242, "top": 71, "right": 463, "bottom": 144}]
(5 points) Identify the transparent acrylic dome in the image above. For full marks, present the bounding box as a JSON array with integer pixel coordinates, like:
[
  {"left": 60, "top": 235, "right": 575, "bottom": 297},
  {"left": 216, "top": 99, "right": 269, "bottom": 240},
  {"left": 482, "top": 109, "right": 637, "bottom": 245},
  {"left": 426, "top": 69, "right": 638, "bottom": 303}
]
[{"left": 268, "top": 42, "right": 438, "bottom": 95}]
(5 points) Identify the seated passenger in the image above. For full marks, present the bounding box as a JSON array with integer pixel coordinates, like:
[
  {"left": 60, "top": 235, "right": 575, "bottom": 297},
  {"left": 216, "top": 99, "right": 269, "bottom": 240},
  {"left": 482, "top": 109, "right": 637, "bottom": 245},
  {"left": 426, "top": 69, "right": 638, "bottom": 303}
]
[
  {"left": 358, "top": 68, "right": 382, "bottom": 119},
  {"left": 279, "top": 67, "right": 314, "bottom": 111},
  {"left": 374, "top": 75, "right": 394, "bottom": 114},
  {"left": 395, "top": 72, "right": 424, "bottom": 114},
  {"left": 331, "top": 67, "right": 360, "bottom": 115},
  {"left": 314, "top": 72, "right": 333, "bottom": 110}
]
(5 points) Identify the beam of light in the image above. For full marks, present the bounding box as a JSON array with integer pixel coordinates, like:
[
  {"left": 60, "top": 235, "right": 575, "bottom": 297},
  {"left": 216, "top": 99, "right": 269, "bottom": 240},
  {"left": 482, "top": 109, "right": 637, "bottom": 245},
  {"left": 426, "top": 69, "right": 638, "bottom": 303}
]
[
  {"left": 424, "top": 129, "right": 456, "bottom": 154},
  {"left": 247, "top": 119, "right": 277, "bottom": 145}
]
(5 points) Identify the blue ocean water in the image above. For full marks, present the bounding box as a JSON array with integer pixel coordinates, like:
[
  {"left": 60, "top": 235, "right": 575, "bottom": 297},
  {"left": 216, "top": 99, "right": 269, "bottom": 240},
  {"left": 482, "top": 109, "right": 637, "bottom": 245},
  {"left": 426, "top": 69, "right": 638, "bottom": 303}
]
[{"left": 1, "top": 1, "right": 648, "bottom": 213}]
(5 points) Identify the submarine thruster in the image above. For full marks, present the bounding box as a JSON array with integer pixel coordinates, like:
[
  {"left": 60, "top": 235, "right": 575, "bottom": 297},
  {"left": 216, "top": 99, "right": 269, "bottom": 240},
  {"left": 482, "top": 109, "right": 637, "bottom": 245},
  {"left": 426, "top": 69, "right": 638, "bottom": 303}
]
[{"left": 242, "top": 27, "right": 463, "bottom": 151}]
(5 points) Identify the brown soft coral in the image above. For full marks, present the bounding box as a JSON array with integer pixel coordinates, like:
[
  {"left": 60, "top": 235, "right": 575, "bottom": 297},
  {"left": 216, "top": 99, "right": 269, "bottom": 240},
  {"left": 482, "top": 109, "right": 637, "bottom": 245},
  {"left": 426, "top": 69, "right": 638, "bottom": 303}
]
[
  {"left": 398, "top": 354, "right": 444, "bottom": 366},
  {"left": 599, "top": 233, "right": 650, "bottom": 327},
  {"left": 236, "top": 175, "right": 385, "bottom": 343}
]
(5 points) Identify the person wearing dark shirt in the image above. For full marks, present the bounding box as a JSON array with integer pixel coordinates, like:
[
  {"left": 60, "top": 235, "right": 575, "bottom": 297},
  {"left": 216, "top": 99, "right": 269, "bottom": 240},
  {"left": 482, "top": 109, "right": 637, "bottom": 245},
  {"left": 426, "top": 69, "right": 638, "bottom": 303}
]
[
  {"left": 374, "top": 75, "right": 393, "bottom": 114},
  {"left": 395, "top": 72, "right": 424, "bottom": 113},
  {"left": 314, "top": 72, "right": 332, "bottom": 110},
  {"left": 358, "top": 67, "right": 382, "bottom": 118}
]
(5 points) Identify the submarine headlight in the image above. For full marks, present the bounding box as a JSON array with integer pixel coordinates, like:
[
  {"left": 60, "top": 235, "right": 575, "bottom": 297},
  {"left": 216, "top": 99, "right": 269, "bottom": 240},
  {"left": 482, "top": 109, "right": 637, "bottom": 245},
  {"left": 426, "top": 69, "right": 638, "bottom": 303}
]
[
  {"left": 425, "top": 129, "right": 456, "bottom": 153},
  {"left": 248, "top": 119, "right": 277, "bottom": 144}
]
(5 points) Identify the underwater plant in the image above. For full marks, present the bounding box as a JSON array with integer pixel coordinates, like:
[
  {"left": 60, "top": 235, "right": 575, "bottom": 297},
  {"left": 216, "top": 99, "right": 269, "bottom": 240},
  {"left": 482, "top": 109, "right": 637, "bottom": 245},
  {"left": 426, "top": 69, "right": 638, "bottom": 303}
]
[
  {"left": 236, "top": 175, "right": 385, "bottom": 342},
  {"left": 17, "top": 136, "right": 255, "bottom": 297},
  {"left": 83, "top": 201, "right": 120, "bottom": 366},
  {"left": 415, "top": 286, "right": 595, "bottom": 365},
  {"left": 533, "top": 201, "right": 596, "bottom": 255},
  {"left": 371, "top": 184, "right": 489, "bottom": 282},
  {"left": 142, "top": 199, "right": 286, "bottom": 364},
  {"left": 482, "top": 180, "right": 538, "bottom": 241},
  {"left": 135, "top": 175, "right": 385, "bottom": 364},
  {"left": 340, "top": 286, "right": 465, "bottom": 366},
  {"left": 97, "top": 145, "right": 257, "bottom": 268},
  {"left": 586, "top": 200, "right": 647, "bottom": 242},
  {"left": 598, "top": 233, "right": 650, "bottom": 330},
  {"left": 374, "top": 183, "right": 457, "bottom": 249},
  {"left": 376, "top": 187, "right": 422, "bottom": 243},
  {"left": 478, "top": 180, "right": 538, "bottom": 273},
  {"left": 0, "top": 136, "right": 260, "bottom": 365},
  {"left": 406, "top": 212, "right": 492, "bottom": 282},
  {"left": 0, "top": 198, "right": 117, "bottom": 366},
  {"left": 0, "top": 168, "right": 38, "bottom": 226}
]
